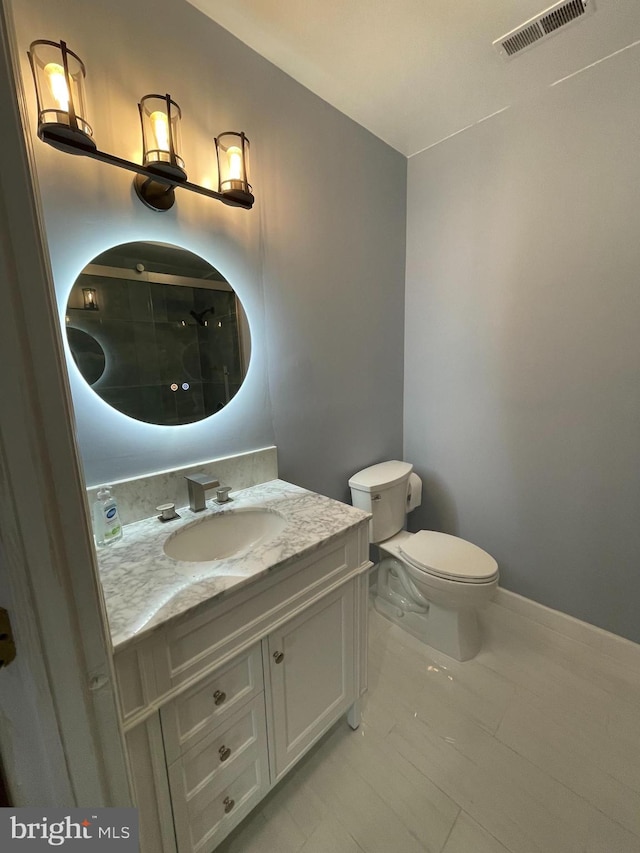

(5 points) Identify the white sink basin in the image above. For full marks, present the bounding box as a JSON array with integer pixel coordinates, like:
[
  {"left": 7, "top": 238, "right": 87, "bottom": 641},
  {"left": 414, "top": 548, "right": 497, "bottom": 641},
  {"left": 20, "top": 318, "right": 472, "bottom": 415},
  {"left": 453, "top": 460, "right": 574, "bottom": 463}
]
[{"left": 163, "top": 508, "right": 288, "bottom": 563}]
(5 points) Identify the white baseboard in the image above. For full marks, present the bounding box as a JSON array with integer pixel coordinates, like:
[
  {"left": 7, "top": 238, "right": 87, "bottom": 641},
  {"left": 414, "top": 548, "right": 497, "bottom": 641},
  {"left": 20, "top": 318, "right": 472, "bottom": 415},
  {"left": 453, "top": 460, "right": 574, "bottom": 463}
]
[{"left": 493, "top": 587, "right": 640, "bottom": 667}]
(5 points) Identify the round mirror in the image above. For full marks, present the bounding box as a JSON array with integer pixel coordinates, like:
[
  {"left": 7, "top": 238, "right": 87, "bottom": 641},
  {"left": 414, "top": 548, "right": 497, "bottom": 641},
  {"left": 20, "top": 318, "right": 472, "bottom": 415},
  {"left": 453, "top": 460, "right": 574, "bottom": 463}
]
[{"left": 65, "top": 242, "right": 250, "bottom": 425}]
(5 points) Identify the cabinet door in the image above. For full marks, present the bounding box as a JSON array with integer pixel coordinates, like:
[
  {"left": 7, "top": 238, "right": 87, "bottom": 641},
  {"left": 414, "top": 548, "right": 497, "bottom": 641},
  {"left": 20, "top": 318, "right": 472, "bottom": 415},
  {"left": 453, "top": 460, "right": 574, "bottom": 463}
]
[{"left": 267, "top": 581, "right": 356, "bottom": 780}]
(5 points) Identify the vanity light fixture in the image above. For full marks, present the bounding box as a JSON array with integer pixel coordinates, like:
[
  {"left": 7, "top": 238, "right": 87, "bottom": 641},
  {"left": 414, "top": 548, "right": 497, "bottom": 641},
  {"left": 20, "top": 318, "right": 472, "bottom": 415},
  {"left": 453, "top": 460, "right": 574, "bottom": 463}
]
[
  {"left": 27, "top": 39, "right": 254, "bottom": 212},
  {"left": 82, "top": 287, "right": 99, "bottom": 310}
]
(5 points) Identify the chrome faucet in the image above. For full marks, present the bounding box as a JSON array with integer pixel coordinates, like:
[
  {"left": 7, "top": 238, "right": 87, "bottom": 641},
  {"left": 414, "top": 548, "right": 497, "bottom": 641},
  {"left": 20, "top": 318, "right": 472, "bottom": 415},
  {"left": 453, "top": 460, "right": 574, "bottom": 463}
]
[{"left": 185, "top": 472, "right": 220, "bottom": 512}]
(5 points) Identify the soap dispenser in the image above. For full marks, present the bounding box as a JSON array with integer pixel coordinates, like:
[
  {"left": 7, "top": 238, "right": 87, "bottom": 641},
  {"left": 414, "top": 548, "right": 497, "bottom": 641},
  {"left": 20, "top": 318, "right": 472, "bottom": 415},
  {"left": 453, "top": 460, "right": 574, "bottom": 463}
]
[{"left": 93, "top": 486, "right": 123, "bottom": 546}]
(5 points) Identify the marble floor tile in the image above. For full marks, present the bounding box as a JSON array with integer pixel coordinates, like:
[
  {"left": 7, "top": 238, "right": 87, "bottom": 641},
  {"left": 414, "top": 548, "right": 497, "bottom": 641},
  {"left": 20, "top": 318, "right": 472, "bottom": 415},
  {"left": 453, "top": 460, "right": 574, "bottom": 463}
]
[
  {"left": 369, "top": 616, "right": 516, "bottom": 735},
  {"left": 442, "top": 812, "right": 512, "bottom": 853},
  {"left": 321, "top": 720, "right": 460, "bottom": 852},
  {"left": 482, "top": 604, "right": 640, "bottom": 698},
  {"left": 388, "top": 714, "right": 587, "bottom": 853},
  {"left": 478, "top": 610, "right": 634, "bottom": 733},
  {"left": 298, "top": 816, "right": 365, "bottom": 853},
  {"left": 219, "top": 602, "right": 640, "bottom": 853},
  {"left": 496, "top": 698, "right": 640, "bottom": 837},
  {"left": 507, "top": 683, "right": 640, "bottom": 796},
  {"left": 298, "top": 731, "right": 433, "bottom": 853},
  {"left": 605, "top": 700, "right": 640, "bottom": 782},
  {"left": 259, "top": 765, "right": 327, "bottom": 842},
  {"left": 215, "top": 802, "right": 306, "bottom": 853},
  {"left": 585, "top": 806, "right": 640, "bottom": 853},
  {"left": 368, "top": 653, "right": 511, "bottom": 744}
]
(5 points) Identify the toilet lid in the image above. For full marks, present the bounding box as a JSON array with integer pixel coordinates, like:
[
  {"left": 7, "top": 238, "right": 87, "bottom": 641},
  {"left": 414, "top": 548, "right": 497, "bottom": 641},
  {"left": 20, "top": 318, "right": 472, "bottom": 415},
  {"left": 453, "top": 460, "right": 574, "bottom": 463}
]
[{"left": 399, "top": 531, "right": 498, "bottom": 583}]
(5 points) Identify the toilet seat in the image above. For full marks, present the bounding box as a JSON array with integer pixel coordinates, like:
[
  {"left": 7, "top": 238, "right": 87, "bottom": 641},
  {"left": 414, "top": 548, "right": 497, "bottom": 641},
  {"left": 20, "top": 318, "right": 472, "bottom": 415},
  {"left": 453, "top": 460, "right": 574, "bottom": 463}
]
[{"left": 399, "top": 531, "right": 498, "bottom": 584}]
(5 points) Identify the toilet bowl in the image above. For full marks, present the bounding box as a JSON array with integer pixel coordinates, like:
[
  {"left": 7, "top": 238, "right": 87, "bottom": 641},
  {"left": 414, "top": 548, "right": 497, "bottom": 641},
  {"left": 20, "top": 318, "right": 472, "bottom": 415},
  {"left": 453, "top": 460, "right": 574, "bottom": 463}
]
[
  {"left": 377, "top": 529, "right": 498, "bottom": 660},
  {"left": 349, "top": 462, "right": 498, "bottom": 661}
]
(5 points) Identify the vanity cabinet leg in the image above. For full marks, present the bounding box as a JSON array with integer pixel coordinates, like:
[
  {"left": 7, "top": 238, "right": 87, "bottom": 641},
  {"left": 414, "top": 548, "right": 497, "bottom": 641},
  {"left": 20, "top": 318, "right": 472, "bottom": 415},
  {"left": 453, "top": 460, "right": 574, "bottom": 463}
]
[{"left": 347, "top": 698, "right": 361, "bottom": 730}]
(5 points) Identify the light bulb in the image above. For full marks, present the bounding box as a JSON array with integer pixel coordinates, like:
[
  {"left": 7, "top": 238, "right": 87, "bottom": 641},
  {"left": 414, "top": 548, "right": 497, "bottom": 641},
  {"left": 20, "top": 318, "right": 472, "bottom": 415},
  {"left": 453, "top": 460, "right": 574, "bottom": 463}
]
[
  {"left": 150, "top": 110, "right": 170, "bottom": 152},
  {"left": 44, "top": 62, "right": 69, "bottom": 112},
  {"left": 227, "top": 146, "right": 243, "bottom": 181}
]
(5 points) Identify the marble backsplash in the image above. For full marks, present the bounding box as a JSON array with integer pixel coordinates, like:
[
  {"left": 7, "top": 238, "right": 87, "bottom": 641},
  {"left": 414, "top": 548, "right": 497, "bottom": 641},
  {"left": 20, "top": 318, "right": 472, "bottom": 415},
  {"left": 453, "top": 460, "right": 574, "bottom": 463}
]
[{"left": 86, "top": 446, "right": 278, "bottom": 525}]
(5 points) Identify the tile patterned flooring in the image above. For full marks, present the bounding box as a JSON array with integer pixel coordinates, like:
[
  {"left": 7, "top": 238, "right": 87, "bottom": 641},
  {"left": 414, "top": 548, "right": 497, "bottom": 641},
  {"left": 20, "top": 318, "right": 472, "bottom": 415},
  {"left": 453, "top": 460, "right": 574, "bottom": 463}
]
[{"left": 218, "top": 600, "right": 640, "bottom": 853}]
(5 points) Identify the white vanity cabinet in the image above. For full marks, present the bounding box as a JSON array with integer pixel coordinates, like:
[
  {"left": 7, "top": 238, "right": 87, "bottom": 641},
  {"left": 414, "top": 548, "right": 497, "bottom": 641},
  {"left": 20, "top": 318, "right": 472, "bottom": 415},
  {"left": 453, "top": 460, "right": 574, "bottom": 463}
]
[{"left": 116, "top": 523, "right": 370, "bottom": 853}]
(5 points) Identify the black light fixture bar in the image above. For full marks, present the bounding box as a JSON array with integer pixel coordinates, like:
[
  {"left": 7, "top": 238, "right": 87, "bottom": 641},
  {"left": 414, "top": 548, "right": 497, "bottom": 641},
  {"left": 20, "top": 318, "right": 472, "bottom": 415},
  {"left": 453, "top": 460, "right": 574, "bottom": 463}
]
[{"left": 39, "top": 125, "right": 253, "bottom": 210}]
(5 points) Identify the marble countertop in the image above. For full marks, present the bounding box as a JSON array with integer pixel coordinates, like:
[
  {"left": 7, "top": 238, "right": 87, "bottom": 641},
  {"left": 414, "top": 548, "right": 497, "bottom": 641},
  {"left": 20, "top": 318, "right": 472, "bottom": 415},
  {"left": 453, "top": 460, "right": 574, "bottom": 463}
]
[{"left": 97, "top": 479, "right": 370, "bottom": 651}]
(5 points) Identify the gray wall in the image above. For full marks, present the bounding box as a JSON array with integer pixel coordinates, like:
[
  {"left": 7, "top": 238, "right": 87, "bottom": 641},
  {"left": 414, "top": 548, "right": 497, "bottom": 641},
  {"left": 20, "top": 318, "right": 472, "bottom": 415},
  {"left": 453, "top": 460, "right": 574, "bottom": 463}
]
[
  {"left": 405, "top": 45, "right": 640, "bottom": 642},
  {"left": 14, "top": 0, "right": 406, "bottom": 499}
]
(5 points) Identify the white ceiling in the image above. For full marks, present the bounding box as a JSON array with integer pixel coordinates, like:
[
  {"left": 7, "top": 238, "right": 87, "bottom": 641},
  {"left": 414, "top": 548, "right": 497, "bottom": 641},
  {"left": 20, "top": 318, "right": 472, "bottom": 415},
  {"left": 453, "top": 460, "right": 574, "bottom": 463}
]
[{"left": 186, "top": 0, "right": 640, "bottom": 157}]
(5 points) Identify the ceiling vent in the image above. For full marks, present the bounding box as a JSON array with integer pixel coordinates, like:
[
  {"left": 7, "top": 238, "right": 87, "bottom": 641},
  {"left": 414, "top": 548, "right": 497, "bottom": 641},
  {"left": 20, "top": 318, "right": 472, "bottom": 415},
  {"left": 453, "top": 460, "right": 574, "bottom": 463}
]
[{"left": 494, "top": 0, "right": 595, "bottom": 59}]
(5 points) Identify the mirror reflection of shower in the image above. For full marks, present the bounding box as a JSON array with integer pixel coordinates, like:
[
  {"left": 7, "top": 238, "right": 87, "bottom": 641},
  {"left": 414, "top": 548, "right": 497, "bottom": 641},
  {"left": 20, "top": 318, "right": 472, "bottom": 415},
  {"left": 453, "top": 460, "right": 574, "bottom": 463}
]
[
  {"left": 65, "top": 242, "right": 251, "bottom": 425},
  {"left": 189, "top": 306, "right": 215, "bottom": 326}
]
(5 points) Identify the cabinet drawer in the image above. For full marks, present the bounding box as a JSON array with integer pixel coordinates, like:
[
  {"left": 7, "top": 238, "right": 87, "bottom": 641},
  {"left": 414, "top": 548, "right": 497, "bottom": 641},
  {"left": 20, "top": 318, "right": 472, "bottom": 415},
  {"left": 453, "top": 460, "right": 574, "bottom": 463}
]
[
  {"left": 161, "top": 644, "right": 263, "bottom": 764},
  {"left": 168, "top": 696, "right": 269, "bottom": 853}
]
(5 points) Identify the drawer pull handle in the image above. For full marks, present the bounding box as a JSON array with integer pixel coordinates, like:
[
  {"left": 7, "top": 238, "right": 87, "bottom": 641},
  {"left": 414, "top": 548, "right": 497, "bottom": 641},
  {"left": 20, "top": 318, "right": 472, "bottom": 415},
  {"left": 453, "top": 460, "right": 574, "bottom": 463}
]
[
  {"left": 273, "top": 651, "right": 284, "bottom": 664},
  {"left": 223, "top": 796, "right": 235, "bottom": 814},
  {"left": 219, "top": 745, "right": 231, "bottom": 762},
  {"left": 213, "top": 690, "right": 227, "bottom": 706}
]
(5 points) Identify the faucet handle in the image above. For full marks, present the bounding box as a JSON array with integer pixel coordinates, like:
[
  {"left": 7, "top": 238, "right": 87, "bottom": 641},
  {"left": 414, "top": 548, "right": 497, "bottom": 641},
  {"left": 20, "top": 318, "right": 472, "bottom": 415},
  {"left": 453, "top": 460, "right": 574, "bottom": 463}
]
[
  {"left": 215, "top": 485, "right": 232, "bottom": 504},
  {"left": 157, "top": 503, "right": 180, "bottom": 522}
]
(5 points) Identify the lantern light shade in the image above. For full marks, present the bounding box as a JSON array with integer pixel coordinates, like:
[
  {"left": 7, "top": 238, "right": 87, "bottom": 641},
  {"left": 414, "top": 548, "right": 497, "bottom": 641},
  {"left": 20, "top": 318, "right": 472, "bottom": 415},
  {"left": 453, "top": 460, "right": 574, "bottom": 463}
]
[
  {"left": 138, "top": 94, "right": 187, "bottom": 182},
  {"left": 27, "top": 39, "right": 95, "bottom": 152},
  {"left": 82, "top": 287, "right": 99, "bottom": 310},
  {"left": 215, "top": 132, "right": 253, "bottom": 206}
]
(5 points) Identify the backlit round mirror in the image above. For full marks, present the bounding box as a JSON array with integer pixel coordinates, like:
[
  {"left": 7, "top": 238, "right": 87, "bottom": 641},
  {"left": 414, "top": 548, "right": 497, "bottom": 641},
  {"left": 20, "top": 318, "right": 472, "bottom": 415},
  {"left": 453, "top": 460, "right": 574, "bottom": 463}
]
[{"left": 66, "top": 241, "right": 250, "bottom": 425}]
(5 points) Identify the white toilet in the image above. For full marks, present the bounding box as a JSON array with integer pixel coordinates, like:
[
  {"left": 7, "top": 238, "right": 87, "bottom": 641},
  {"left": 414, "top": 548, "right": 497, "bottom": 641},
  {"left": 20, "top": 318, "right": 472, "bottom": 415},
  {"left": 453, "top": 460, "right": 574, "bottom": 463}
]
[{"left": 349, "top": 460, "right": 498, "bottom": 661}]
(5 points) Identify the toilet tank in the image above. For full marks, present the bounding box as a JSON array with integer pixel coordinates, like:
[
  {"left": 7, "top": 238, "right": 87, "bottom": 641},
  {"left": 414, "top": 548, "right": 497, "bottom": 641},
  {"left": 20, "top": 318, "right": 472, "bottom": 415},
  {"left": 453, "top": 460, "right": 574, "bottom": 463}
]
[{"left": 348, "top": 461, "right": 413, "bottom": 543}]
